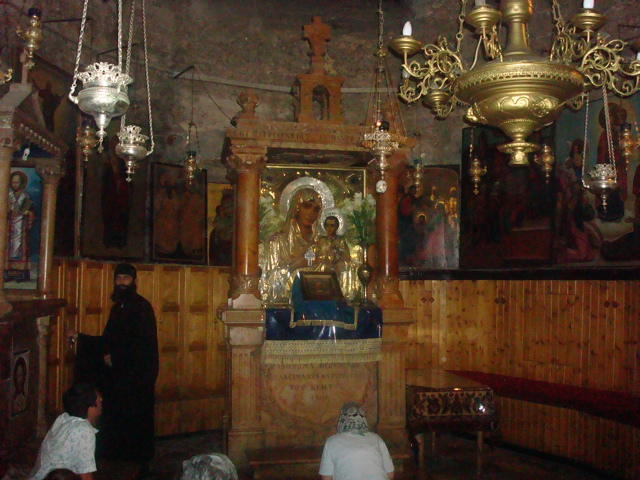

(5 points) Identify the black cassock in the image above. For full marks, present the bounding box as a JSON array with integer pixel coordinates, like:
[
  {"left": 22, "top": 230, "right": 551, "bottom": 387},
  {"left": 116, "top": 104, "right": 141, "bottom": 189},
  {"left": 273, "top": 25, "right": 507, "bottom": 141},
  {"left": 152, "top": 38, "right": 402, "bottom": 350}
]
[{"left": 75, "top": 292, "right": 159, "bottom": 463}]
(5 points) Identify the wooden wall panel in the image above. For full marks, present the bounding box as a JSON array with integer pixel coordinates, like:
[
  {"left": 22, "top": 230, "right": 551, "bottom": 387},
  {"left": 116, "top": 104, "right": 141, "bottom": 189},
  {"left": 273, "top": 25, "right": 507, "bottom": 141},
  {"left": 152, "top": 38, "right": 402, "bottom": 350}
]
[
  {"left": 401, "top": 278, "right": 639, "bottom": 479},
  {"left": 46, "top": 260, "right": 638, "bottom": 476},
  {"left": 49, "top": 260, "right": 229, "bottom": 437}
]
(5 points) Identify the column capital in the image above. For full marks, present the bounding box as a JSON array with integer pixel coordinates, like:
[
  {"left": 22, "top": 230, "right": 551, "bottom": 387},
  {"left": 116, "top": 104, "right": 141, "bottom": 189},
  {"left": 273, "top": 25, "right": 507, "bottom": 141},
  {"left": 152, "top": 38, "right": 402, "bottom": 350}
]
[
  {"left": 227, "top": 145, "right": 268, "bottom": 175},
  {"left": 36, "top": 158, "right": 65, "bottom": 183},
  {"left": 0, "top": 115, "right": 18, "bottom": 151}
]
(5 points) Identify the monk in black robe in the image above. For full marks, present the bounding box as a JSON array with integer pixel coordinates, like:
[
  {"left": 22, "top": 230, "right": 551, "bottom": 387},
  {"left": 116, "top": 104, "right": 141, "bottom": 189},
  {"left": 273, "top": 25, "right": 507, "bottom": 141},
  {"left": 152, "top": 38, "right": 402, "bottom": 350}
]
[{"left": 72, "top": 263, "right": 159, "bottom": 472}]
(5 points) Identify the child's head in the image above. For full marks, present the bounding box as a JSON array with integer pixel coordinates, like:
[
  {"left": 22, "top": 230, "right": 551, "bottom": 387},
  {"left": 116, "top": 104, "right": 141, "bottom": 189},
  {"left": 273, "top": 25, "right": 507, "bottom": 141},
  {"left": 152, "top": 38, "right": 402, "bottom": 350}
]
[{"left": 324, "top": 216, "right": 339, "bottom": 236}]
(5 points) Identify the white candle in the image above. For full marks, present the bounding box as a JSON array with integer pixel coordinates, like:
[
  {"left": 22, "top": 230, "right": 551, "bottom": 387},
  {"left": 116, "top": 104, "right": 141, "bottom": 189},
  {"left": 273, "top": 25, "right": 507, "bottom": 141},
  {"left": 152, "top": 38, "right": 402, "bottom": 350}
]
[
  {"left": 475, "top": 0, "right": 486, "bottom": 5},
  {"left": 583, "top": 0, "right": 595, "bottom": 9},
  {"left": 637, "top": 52, "right": 640, "bottom": 61},
  {"left": 403, "top": 21, "right": 412, "bottom": 36}
]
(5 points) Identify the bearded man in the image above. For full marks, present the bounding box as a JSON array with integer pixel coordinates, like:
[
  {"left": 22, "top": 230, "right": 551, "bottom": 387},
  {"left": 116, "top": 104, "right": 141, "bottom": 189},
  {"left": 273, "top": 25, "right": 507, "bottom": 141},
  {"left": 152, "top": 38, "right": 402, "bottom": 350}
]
[{"left": 70, "top": 263, "right": 158, "bottom": 475}]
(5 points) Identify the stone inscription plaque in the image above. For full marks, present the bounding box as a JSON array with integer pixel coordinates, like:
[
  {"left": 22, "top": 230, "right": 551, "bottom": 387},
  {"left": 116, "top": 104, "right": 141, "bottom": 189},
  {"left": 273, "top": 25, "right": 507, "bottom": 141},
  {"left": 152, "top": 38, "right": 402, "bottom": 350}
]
[{"left": 262, "top": 362, "right": 377, "bottom": 435}]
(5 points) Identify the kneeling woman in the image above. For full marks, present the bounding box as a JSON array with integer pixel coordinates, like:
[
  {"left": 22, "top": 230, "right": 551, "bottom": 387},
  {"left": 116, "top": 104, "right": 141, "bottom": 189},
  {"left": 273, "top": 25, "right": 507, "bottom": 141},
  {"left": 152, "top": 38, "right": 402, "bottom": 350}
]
[{"left": 319, "top": 402, "right": 395, "bottom": 480}]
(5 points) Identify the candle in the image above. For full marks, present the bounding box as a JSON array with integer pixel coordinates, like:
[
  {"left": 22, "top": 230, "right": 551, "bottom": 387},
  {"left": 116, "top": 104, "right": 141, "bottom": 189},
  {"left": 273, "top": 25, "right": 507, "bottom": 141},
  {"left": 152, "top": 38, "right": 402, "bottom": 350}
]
[
  {"left": 402, "top": 21, "right": 412, "bottom": 36},
  {"left": 637, "top": 51, "right": 640, "bottom": 61},
  {"left": 583, "top": 0, "right": 594, "bottom": 9},
  {"left": 475, "top": 0, "right": 486, "bottom": 5}
]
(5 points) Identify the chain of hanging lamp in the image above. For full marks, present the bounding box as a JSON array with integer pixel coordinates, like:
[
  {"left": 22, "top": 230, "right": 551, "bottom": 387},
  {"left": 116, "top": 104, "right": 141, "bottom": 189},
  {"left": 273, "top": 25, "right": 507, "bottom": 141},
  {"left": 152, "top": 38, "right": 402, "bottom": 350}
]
[
  {"left": 69, "top": 0, "right": 132, "bottom": 152},
  {"left": 185, "top": 66, "right": 201, "bottom": 183},
  {"left": 116, "top": 0, "right": 154, "bottom": 181},
  {"left": 579, "top": 87, "right": 618, "bottom": 210},
  {"left": 361, "top": 0, "right": 407, "bottom": 195}
]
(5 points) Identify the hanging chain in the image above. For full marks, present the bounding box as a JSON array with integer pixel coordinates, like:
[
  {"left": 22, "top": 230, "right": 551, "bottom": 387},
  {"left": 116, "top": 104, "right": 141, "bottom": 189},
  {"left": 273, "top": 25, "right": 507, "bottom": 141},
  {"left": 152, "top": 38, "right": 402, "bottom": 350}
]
[
  {"left": 374, "top": 0, "right": 384, "bottom": 121},
  {"left": 551, "top": 0, "right": 564, "bottom": 32},
  {"left": 602, "top": 87, "right": 617, "bottom": 181},
  {"left": 117, "top": 0, "right": 123, "bottom": 70},
  {"left": 187, "top": 67, "right": 195, "bottom": 152},
  {"left": 455, "top": 0, "right": 469, "bottom": 54},
  {"left": 120, "top": 0, "right": 137, "bottom": 130},
  {"left": 69, "top": 0, "right": 90, "bottom": 96},
  {"left": 377, "top": 0, "right": 384, "bottom": 50},
  {"left": 142, "top": 0, "right": 154, "bottom": 153},
  {"left": 125, "top": 0, "right": 136, "bottom": 75},
  {"left": 581, "top": 95, "right": 590, "bottom": 188}
]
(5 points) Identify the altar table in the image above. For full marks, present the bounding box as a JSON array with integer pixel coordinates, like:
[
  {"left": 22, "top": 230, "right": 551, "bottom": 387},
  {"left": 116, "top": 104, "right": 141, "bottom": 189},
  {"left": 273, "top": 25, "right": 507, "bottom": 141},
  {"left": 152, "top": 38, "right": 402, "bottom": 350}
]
[{"left": 406, "top": 369, "right": 497, "bottom": 477}]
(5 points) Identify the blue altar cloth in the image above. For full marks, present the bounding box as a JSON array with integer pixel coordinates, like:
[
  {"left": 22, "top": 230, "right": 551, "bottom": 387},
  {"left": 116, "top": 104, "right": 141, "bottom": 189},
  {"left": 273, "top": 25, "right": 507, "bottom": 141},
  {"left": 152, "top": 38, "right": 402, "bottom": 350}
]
[{"left": 265, "top": 306, "right": 382, "bottom": 341}]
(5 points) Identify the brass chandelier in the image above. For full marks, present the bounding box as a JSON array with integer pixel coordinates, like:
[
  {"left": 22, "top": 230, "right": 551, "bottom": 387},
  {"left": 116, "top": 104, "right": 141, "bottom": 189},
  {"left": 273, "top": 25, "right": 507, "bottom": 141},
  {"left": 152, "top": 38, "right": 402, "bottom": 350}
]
[{"left": 389, "top": 0, "right": 640, "bottom": 173}]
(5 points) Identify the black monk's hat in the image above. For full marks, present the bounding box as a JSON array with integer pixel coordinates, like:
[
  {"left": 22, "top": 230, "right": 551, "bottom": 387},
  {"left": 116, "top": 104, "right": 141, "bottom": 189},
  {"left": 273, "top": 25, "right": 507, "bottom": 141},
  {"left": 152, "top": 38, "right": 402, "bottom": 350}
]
[{"left": 114, "top": 263, "right": 137, "bottom": 279}]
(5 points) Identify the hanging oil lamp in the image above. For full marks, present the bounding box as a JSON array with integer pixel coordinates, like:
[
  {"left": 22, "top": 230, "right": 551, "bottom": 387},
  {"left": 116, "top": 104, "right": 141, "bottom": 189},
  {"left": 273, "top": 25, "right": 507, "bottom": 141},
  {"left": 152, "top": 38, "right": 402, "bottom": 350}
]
[
  {"left": 581, "top": 88, "right": 618, "bottom": 210},
  {"left": 467, "top": 129, "right": 487, "bottom": 195},
  {"left": 76, "top": 122, "right": 99, "bottom": 162},
  {"left": 68, "top": 0, "right": 132, "bottom": 152},
  {"left": 114, "top": 0, "right": 154, "bottom": 180},
  {"left": 534, "top": 144, "right": 555, "bottom": 182}
]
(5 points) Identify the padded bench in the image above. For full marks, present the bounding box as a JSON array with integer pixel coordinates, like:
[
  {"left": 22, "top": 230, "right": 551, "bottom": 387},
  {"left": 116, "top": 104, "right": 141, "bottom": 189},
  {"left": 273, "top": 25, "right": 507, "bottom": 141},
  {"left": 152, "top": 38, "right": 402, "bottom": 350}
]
[{"left": 448, "top": 370, "right": 640, "bottom": 428}]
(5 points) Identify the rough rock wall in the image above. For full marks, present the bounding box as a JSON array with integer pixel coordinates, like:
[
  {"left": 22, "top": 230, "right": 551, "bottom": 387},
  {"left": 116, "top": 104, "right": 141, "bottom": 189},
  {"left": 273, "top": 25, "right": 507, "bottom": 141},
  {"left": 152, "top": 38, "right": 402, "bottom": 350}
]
[{"left": 2, "top": 0, "right": 639, "bottom": 183}]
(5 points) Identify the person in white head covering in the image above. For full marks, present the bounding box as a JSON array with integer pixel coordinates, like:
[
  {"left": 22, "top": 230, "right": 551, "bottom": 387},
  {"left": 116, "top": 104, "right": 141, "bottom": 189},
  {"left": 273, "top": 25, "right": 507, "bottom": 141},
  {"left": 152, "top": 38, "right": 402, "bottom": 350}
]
[
  {"left": 319, "top": 402, "right": 395, "bottom": 480},
  {"left": 179, "top": 453, "right": 238, "bottom": 480}
]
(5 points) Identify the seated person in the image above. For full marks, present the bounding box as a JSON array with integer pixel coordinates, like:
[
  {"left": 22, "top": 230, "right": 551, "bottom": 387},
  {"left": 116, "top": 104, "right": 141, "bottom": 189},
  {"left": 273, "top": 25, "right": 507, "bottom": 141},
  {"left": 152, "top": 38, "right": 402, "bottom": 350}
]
[
  {"left": 319, "top": 402, "right": 395, "bottom": 480},
  {"left": 179, "top": 453, "right": 238, "bottom": 480},
  {"left": 28, "top": 384, "right": 102, "bottom": 480}
]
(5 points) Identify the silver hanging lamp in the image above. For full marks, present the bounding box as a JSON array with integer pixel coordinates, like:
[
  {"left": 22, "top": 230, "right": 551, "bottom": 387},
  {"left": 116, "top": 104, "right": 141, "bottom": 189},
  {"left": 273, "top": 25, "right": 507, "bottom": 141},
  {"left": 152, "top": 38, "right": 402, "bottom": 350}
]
[
  {"left": 581, "top": 88, "right": 618, "bottom": 210},
  {"left": 68, "top": 0, "right": 132, "bottom": 152},
  {"left": 115, "top": 0, "right": 155, "bottom": 181}
]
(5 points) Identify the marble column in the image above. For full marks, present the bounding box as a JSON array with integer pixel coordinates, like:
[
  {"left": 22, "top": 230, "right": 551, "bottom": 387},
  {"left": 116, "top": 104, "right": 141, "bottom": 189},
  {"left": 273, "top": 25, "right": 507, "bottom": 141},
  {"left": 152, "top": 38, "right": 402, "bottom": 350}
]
[
  {"left": 226, "top": 146, "right": 267, "bottom": 310},
  {"left": 36, "top": 159, "right": 63, "bottom": 296},
  {"left": 373, "top": 151, "right": 408, "bottom": 309}
]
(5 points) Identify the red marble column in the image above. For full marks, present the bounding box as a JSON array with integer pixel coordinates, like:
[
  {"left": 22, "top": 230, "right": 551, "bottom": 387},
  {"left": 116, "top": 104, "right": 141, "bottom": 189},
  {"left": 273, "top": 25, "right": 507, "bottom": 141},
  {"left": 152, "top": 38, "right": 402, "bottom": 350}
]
[
  {"left": 226, "top": 145, "right": 267, "bottom": 309},
  {"left": 373, "top": 151, "right": 409, "bottom": 309},
  {"left": 36, "top": 159, "right": 63, "bottom": 296}
]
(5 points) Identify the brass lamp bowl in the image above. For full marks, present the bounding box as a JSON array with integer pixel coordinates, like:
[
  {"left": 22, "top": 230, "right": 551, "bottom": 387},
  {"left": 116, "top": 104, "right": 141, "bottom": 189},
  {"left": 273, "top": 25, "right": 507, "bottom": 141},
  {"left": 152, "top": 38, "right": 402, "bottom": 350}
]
[{"left": 455, "top": 58, "right": 584, "bottom": 165}]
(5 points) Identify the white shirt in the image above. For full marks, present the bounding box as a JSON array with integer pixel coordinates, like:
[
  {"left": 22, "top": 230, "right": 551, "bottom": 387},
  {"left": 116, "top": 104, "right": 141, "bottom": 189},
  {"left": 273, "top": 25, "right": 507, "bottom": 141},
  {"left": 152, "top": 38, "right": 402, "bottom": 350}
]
[
  {"left": 28, "top": 413, "right": 98, "bottom": 480},
  {"left": 319, "top": 432, "right": 394, "bottom": 480}
]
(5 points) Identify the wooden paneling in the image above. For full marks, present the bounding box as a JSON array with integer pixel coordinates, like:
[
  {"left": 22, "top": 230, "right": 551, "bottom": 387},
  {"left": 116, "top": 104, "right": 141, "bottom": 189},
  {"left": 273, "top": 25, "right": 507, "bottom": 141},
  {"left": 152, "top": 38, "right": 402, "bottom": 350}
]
[
  {"left": 47, "top": 260, "right": 638, "bottom": 477},
  {"left": 401, "top": 278, "right": 639, "bottom": 479},
  {"left": 49, "top": 260, "right": 229, "bottom": 436}
]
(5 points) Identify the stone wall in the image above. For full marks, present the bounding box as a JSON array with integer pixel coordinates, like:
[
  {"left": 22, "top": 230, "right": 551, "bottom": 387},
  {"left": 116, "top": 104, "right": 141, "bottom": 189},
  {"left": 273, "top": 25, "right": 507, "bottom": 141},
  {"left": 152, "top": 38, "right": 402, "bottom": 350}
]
[{"left": 2, "top": 0, "right": 639, "bottom": 184}]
